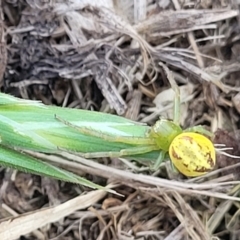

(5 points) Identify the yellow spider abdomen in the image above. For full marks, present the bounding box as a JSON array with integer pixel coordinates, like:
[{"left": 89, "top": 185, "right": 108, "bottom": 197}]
[{"left": 169, "top": 132, "right": 216, "bottom": 177}]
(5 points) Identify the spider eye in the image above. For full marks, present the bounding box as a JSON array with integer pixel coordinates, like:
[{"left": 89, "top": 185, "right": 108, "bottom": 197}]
[{"left": 169, "top": 132, "right": 216, "bottom": 177}]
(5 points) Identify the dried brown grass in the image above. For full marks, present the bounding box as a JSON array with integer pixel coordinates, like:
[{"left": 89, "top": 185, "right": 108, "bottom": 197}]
[{"left": 1, "top": 0, "right": 240, "bottom": 239}]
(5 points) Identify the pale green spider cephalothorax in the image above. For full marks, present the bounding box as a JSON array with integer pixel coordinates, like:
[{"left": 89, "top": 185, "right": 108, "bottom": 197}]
[{"left": 149, "top": 119, "right": 182, "bottom": 152}]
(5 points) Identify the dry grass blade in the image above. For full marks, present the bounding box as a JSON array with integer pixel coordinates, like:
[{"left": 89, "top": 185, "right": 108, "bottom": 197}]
[
  {"left": 35, "top": 151, "right": 240, "bottom": 202},
  {"left": 163, "top": 192, "right": 211, "bottom": 240},
  {"left": 135, "top": 9, "right": 238, "bottom": 36},
  {"left": 0, "top": 0, "right": 7, "bottom": 87},
  {"left": 0, "top": 187, "right": 108, "bottom": 239}
]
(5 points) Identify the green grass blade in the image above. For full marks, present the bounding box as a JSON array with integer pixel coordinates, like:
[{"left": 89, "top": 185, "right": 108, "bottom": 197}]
[
  {"left": 0, "top": 145, "right": 114, "bottom": 192},
  {"left": 0, "top": 92, "right": 160, "bottom": 161},
  {"left": 0, "top": 92, "right": 160, "bottom": 189}
]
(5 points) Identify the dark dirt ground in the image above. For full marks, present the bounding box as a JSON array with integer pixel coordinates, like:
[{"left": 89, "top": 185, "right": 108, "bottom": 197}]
[{"left": 1, "top": 0, "right": 240, "bottom": 239}]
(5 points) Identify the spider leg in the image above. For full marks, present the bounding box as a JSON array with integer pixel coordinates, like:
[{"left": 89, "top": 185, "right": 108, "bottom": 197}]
[
  {"left": 184, "top": 125, "right": 213, "bottom": 137},
  {"left": 55, "top": 115, "right": 155, "bottom": 145},
  {"left": 172, "top": 84, "right": 180, "bottom": 125},
  {"left": 79, "top": 145, "right": 159, "bottom": 158},
  {"left": 153, "top": 151, "right": 167, "bottom": 170},
  {"left": 159, "top": 62, "right": 180, "bottom": 124}
]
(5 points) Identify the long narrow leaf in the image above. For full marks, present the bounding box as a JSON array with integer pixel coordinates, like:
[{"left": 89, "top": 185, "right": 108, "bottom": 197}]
[
  {"left": 1, "top": 93, "right": 159, "bottom": 160},
  {"left": 0, "top": 145, "right": 114, "bottom": 192},
  {"left": 0, "top": 93, "right": 159, "bottom": 189}
]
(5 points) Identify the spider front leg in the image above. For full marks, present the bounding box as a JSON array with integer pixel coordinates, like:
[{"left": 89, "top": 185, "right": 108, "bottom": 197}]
[
  {"left": 153, "top": 151, "right": 167, "bottom": 170},
  {"left": 79, "top": 145, "right": 159, "bottom": 158},
  {"left": 55, "top": 115, "right": 155, "bottom": 145},
  {"left": 160, "top": 62, "right": 181, "bottom": 124},
  {"left": 184, "top": 125, "right": 213, "bottom": 138}
]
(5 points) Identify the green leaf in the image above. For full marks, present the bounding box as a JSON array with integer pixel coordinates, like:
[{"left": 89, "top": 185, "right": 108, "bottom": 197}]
[
  {"left": 0, "top": 93, "right": 159, "bottom": 161},
  {"left": 0, "top": 92, "right": 160, "bottom": 190},
  {"left": 0, "top": 145, "right": 115, "bottom": 193}
]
